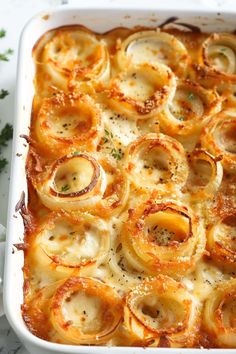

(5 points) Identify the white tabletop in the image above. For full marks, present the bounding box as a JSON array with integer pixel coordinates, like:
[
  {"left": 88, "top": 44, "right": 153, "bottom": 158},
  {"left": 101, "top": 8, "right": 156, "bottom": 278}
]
[
  {"left": 0, "top": 1, "right": 68, "bottom": 352},
  {"left": 0, "top": 0, "right": 235, "bottom": 353}
]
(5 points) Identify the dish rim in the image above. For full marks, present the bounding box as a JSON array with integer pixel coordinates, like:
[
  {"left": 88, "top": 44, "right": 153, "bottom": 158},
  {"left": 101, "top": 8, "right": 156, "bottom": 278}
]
[{"left": 4, "top": 3, "right": 236, "bottom": 353}]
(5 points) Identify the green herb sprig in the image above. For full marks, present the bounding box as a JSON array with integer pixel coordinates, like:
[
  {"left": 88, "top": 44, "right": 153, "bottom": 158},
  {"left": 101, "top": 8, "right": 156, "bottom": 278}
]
[
  {"left": 0, "top": 89, "right": 9, "bottom": 99},
  {"left": 0, "top": 48, "right": 13, "bottom": 62},
  {"left": 0, "top": 29, "right": 6, "bottom": 39},
  {"left": 0, "top": 123, "right": 13, "bottom": 148},
  {"left": 0, "top": 124, "right": 13, "bottom": 173},
  {"left": 102, "top": 129, "right": 123, "bottom": 161},
  {"left": 0, "top": 157, "right": 7, "bottom": 174}
]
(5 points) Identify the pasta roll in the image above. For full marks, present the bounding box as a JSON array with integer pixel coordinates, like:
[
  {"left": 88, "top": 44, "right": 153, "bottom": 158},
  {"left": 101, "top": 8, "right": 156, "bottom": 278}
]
[
  {"left": 116, "top": 30, "right": 189, "bottom": 76},
  {"left": 124, "top": 276, "right": 199, "bottom": 347},
  {"left": 36, "top": 153, "right": 107, "bottom": 212},
  {"left": 42, "top": 28, "right": 110, "bottom": 90},
  {"left": 107, "top": 63, "right": 176, "bottom": 119},
  {"left": 185, "top": 149, "right": 223, "bottom": 201},
  {"left": 159, "top": 79, "right": 221, "bottom": 136},
  {"left": 50, "top": 277, "right": 122, "bottom": 344},
  {"left": 201, "top": 109, "right": 236, "bottom": 172},
  {"left": 35, "top": 92, "right": 103, "bottom": 156},
  {"left": 122, "top": 200, "right": 206, "bottom": 276},
  {"left": 200, "top": 33, "right": 236, "bottom": 83},
  {"left": 123, "top": 133, "right": 188, "bottom": 193},
  {"left": 203, "top": 278, "right": 236, "bottom": 347},
  {"left": 207, "top": 214, "right": 236, "bottom": 269}
]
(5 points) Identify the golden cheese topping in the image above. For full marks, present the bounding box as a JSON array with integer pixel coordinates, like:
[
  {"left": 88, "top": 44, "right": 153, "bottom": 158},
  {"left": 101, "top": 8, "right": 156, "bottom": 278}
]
[{"left": 22, "top": 25, "right": 236, "bottom": 349}]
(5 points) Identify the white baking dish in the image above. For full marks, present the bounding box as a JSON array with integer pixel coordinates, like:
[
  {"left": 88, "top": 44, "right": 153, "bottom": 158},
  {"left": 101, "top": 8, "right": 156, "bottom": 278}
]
[{"left": 3, "top": 1, "right": 236, "bottom": 353}]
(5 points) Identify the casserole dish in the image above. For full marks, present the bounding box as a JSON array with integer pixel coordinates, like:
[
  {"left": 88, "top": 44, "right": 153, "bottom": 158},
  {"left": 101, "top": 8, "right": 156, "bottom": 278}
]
[{"left": 3, "top": 1, "right": 236, "bottom": 353}]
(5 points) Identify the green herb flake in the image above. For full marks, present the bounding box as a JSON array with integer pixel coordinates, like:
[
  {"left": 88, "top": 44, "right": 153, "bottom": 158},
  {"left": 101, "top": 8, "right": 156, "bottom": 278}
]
[
  {"left": 72, "top": 151, "right": 80, "bottom": 156},
  {"left": 0, "top": 29, "right": 6, "bottom": 39},
  {"left": 0, "top": 157, "right": 7, "bottom": 173},
  {"left": 220, "top": 48, "right": 226, "bottom": 52},
  {"left": 0, "top": 89, "right": 9, "bottom": 99},
  {"left": 178, "top": 116, "right": 185, "bottom": 121},
  {"left": 111, "top": 148, "right": 123, "bottom": 161},
  {"left": 0, "top": 48, "right": 14, "bottom": 62},
  {"left": 61, "top": 184, "right": 70, "bottom": 192},
  {"left": 103, "top": 129, "right": 114, "bottom": 144},
  {"left": 187, "top": 92, "right": 194, "bottom": 101},
  {"left": 103, "top": 137, "right": 108, "bottom": 144},
  {"left": 105, "top": 128, "right": 113, "bottom": 138}
]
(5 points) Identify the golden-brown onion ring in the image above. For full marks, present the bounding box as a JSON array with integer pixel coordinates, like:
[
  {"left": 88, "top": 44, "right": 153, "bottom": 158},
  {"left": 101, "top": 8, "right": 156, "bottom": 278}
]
[
  {"left": 124, "top": 276, "right": 199, "bottom": 347},
  {"left": 207, "top": 214, "right": 236, "bottom": 270},
  {"left": 122, "top": 200, "right": 205, "bottom": 276},
  {"left": 185, "top": 149, "right": 223, "bottom": 201},
  {"left": 116, "top": 30, "right": 189, "bottom": 77},
  {"left": 36, "top": 153, "right": 107, "bottom": 212},
  {"left": 35, "top": 92, "right": 103, "bottom": 156},
  {"left": 50, "top": 277, "right": 122, "bottom": 344},
  {"left": 32, "top": 211, "right": 110, "bottom": 274},
  {"left": 203, "top": 278, "right": 236, "bottom": 347},
  {"left": 159, "top": 79, "right": 221, "bottom": 136},
  {"left": 107, "top": 63, "right": 176, "bottom": 119},
  {"left": 42, "top": 28, "right": 110, "bottom": 91},
  {"left": 200, "top": 33, "right": 236, "bottom": 83},
  {"left": 123, "top": 133, "right": 188, "bottom": 194},
  {"left": 201, "top": 109, "right": 236, "bottom": 172}
]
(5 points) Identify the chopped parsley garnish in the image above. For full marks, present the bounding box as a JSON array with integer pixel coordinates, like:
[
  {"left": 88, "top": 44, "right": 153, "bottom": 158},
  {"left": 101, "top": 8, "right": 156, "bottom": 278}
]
[
  {"left": 0, "top": 89, "right": 9, "bottom": 99},
  {"left": 0, "top": 29, "right": 6, "bottom": 39},
  {"left": 220, "top": 48, "right": 226, "bottom": 52},
  {"left": 0, "top": 48, "right": 14, "bottom": 62},
  {"left": 187, "top": 92, "right": 194, "bottom": 100},
  {"left": 61, "top": 184, "right": 70, "bottom": 192},
  {"left": 0, "top": 157, "right": 7, "bottom": 173},
  {"left": 0, "top": 123, "right": 13, "bottom": 148},
  {"left": 0, "top": 124, "right": 13, "bottom": 174},
  {"left": 178, "top": 116, "right": 185, "bottom": 121},
  {"left": 0, "top": 30, "right": 13, "bottom": 174}
]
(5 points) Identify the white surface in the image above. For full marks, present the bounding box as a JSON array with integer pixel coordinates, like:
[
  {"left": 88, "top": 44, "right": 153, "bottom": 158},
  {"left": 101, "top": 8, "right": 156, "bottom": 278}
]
[
  {"left": 0, "top": 1, "right": 68, "bottom": 352},
  {"left": 1, "top": 1, "right": 236, "bottom": 354}
]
